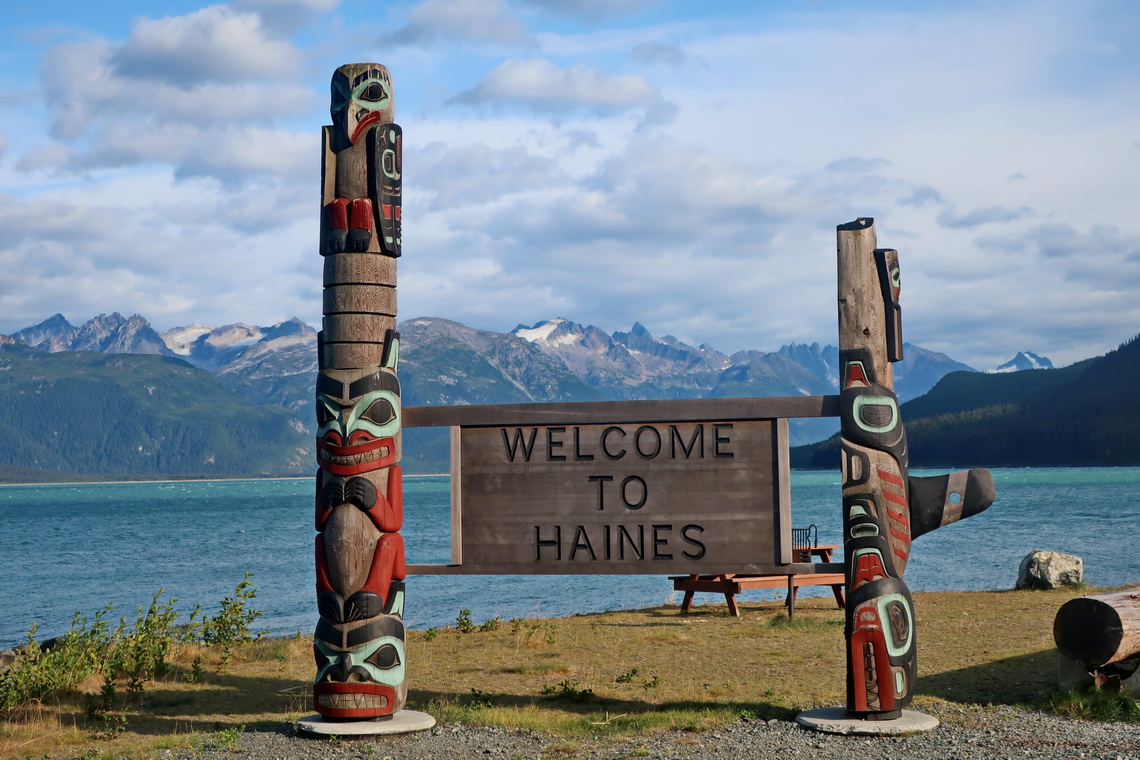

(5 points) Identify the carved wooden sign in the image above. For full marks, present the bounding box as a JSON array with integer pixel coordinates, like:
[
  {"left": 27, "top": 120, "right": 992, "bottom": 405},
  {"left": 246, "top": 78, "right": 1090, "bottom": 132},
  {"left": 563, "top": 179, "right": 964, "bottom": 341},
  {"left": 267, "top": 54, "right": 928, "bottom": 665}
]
[
  {"left": 404, "top": 396, "right": 844, "bottom": 576},
  {"left": 454, "top": 418, "right": 788, "bottom": 574}
]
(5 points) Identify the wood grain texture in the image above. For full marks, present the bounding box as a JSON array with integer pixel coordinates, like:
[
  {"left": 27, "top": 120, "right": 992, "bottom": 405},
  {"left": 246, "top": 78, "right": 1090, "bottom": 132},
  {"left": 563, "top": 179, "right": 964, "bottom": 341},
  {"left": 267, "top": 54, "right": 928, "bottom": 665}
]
[
  {"left": 324, "top": 284, "right": 397, "bottom": 316},
  {"left": 450, "top": 426, "right": 463, "bottom": 566},
  {"left": 1054, "top": 588, "right": 1140, "bottom": 667},
  {"left": 334, "top": 131, "right": 370, "bottom": 214},
  {"left": 838, "top": 218, "right": 891, "bottom": 386},
  {"left": 323, "top": 504, "right": 381, "bottom": 597},
  {"left": 453, "top": 419, "right": 784, "bottom": 574},
  {"left": 775, "top": 417, "right": 793, "bottom": 564},
  {"left": 324, "top": 252, "right": 398, "bottom": 287},
  {"left": 403, "top": 395, "right": 840, "bottom": 429},
  {"left": 322, "top": 336, "right": 397, "bottom": 369},
  {"left": 323, "top": 314, "right": 398, "bottom": 343},
  {"left": 321, "top": 126, "right": 336, "bottom": 210}
]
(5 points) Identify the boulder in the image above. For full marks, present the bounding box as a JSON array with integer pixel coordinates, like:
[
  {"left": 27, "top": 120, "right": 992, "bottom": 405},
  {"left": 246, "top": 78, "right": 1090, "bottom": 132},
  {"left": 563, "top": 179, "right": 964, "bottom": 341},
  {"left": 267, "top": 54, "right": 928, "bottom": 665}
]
[{"left": 1017, "top": 550, "right": 1083, "bottom": 589}]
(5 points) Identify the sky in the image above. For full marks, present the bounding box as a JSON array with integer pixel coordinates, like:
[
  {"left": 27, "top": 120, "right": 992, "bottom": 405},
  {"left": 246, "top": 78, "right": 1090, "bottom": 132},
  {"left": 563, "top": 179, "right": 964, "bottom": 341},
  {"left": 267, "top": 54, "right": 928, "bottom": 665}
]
[{"left": 1, "top": 0, "right": 1139, "bottom": 370}]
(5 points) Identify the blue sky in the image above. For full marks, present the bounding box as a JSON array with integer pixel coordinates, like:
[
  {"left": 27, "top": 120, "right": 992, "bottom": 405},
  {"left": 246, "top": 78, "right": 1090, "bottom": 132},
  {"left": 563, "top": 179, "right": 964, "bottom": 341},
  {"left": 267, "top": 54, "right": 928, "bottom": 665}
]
[{"left": 2, "top": 0, "right": 1138, "bottom": 369}]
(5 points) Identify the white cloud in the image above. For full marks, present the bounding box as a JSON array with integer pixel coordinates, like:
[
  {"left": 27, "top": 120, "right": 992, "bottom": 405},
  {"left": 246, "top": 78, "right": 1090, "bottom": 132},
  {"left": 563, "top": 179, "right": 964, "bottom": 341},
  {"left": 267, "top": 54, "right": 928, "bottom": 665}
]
[
  {"left": 414, "top": 141, "right": 568, "bottom": 209},
  {"left": 230, "top": 0, "right": 339, "bottom": 33},
  {"left": 521, "top": 0, "right": 651, "bottom": 23},
  {"left": 109, "top": 6, "right": 300, "bottom": 85},
  {"left": 631, "top": 41, "right": 686, "bottom": 66},
  {"left": 447, "top": 58, "right": 660, "bottom": 114},
  {"left": 937, "top": 205, "right": 1035, "bottom": 229},
  {"left": 26, "top": 8, "right": 316, "bottom": 186},
  {"left": 381, "top": 0, "right": 530, "bottom": 46},
  {"left": 4, "top": 0, "right": 1140, "bottom": 373}
]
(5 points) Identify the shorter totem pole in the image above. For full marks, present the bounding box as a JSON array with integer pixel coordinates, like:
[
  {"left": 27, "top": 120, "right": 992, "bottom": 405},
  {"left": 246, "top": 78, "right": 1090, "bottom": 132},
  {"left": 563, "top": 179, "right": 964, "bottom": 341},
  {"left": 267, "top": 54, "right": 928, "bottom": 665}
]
[
  {"left": 837, "top": 218, "right": 995, "bottom": 719},
  {"left": 313, "top": 63, "right": 407, "bottom": 720}
]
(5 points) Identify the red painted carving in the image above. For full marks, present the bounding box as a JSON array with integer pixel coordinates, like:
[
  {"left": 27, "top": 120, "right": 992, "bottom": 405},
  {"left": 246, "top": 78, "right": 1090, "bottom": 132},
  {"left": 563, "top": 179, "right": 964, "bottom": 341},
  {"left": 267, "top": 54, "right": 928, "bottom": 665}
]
[{"left": 363, "top": 532, "right": 406, "bottom": 604}]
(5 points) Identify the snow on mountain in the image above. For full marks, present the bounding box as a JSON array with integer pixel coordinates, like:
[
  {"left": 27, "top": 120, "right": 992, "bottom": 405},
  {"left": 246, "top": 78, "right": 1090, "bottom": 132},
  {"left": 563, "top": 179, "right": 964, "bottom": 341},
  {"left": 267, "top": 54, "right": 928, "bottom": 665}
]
[
  {"left": 157, "top": 319, "right": 318, "bottom": 375},
  {"left": 214, "top": 318, "right": 317, "bottom": 377},
  {"left": 513, "top": 318, "right": 567, "bottom": 345},
  {"left": 991, "top": 351, "right": 1054, "bottom": 373},
  {"left": 160, "top": 323, "right": 214, "bottom": 355},
  {"left": 510, "top": 318, "right": 730, "bottom": 397}
]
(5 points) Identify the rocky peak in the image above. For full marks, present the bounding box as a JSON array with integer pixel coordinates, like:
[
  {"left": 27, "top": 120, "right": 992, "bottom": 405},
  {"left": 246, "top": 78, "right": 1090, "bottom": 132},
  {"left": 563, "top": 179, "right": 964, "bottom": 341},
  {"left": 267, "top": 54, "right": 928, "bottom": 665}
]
[
  {"left": 161, "top": 324, "right": 214, "bottom": 355},
  {"left": 262, "top": 317, "right": 316, "bottom": 341},
  {"left": 12, "top": 313, "right": 78, "bottom": 351},
  {"left": 17, "top": 312, "right": 175, "bottom": 357},
  {"left": 993, "top": 351, "right": 1054, "bottom": 373}
]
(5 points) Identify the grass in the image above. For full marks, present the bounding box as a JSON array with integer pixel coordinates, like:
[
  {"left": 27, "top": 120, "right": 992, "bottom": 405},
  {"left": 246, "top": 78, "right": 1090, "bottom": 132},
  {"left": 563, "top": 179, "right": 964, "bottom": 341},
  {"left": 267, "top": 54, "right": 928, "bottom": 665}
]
[
  {"left": 1046, "top": 687, "right": 1140, "bottom": 722},
  {"left": 1, "top": 585, "right": 1135, "bottom": 758}
]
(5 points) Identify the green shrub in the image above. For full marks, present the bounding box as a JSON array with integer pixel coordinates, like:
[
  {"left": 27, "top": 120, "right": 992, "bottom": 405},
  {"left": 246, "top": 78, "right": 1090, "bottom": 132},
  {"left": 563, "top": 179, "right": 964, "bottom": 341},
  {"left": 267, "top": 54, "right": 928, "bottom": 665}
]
[
  {"left": 0, "top": 606, "right": 114, "bottom": 715},
  {"left": 0, "top": 575, "right": 265, "bottom": 717},
  {"left": 200, "top": 573, "right": 265, "bottom": 665}
]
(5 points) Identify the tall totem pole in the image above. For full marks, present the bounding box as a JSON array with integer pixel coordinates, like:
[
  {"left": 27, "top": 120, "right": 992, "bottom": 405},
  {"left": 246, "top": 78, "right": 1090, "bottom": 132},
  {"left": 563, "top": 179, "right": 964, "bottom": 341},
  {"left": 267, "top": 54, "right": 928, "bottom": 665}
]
[
  {"left": 837, "top": 218, "right": 994, "bottom": 719},
  {"left": 313, "top": 63, "right": 406, "bottom": 720}
]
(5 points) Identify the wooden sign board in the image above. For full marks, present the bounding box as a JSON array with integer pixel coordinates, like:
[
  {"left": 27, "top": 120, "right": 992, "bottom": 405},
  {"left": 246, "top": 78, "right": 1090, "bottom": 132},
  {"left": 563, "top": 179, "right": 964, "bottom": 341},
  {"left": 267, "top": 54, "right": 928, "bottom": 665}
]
[{"left": 450, "top": 418, "right": 791, "bottom": 574}]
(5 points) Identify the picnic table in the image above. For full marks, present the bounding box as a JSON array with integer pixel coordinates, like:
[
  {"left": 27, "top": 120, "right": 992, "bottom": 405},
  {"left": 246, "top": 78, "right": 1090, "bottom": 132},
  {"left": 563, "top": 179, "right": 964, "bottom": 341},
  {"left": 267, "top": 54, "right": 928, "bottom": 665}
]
[{"left": 671, "top": 544, "right": 845, "bottom": 617}]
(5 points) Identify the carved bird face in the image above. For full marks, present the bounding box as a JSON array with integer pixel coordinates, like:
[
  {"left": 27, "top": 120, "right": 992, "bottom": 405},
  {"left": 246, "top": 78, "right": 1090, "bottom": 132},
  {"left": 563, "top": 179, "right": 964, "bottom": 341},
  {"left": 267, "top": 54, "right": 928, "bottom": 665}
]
[{"left": 331, "top": 63, "right": 394, "bottom": 146}]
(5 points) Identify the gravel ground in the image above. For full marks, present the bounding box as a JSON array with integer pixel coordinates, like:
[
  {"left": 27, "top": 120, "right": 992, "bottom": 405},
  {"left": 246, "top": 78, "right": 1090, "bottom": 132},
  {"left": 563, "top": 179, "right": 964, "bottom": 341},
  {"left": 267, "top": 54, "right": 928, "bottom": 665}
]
[{"left": 166, "top": 705, "right": 1140, "bottom": 760}]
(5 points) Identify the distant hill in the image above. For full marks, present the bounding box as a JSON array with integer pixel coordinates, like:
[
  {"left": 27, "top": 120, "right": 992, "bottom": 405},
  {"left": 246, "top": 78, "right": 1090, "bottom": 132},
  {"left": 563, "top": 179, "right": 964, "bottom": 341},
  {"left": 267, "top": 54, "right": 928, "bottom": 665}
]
[
  {"left": 792, "top": 334, "right": 1140, "bottom": 468},
  {"left": 0, "top": 346, "right": 309, "bottom": 480}
]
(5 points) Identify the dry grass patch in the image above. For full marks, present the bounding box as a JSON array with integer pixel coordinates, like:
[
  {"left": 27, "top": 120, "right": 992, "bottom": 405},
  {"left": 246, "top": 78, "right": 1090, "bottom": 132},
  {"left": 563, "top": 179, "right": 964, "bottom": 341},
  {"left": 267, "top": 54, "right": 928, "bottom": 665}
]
[{"left": 1, "top": 586, "right": 1113, "bottom": 757}]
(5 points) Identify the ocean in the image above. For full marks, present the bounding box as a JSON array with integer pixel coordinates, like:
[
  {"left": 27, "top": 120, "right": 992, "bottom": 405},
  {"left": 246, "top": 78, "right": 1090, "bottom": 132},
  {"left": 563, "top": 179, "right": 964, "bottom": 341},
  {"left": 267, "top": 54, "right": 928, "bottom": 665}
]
[{"left": 2, "top": 467, "right": 1137, "bottom": 648}]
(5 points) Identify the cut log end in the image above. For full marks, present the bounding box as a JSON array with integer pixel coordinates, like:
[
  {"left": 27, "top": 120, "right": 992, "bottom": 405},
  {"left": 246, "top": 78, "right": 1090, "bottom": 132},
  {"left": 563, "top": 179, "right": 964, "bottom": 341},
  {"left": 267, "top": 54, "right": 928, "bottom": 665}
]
[{"left": 1053, "top": 597, "right": 1127, "bottom": 668}]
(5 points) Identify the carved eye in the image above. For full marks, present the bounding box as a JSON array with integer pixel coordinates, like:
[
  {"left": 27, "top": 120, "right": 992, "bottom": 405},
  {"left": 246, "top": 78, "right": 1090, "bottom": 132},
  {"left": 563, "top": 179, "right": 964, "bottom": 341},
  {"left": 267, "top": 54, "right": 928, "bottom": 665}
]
[
  {"left": 366, "top": 643, "right": 400, "bottom": 670},
  {"left": 317, "top": 402, "right": 337, "bottom": 426},
  {"left": 361, "top": 82, "right": 388, "bottom": 103},
  {"left": 362, "top": 398, "right": 395, "bottom": 426},
  {"left": 314, "top": 644, "right": 332, "bottom": 669}
]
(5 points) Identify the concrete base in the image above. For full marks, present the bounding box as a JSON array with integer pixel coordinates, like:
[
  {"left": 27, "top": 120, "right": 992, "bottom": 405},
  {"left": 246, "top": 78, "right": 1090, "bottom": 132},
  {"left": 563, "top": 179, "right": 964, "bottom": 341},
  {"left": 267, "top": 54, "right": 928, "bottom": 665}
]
[
  {"left": 296, "top": 710, "right": 436, "bottom": 737},
  {"left": 796, "top": 707, "right": 939, "bottom": 735}
]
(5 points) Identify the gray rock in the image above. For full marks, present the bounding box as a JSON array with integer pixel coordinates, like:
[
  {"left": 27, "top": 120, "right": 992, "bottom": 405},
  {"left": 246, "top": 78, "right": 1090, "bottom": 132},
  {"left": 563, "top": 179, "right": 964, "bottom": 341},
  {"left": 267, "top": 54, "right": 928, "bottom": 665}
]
[{"left": 1017, "top": 549, "right": 1083, "bottom": 589}]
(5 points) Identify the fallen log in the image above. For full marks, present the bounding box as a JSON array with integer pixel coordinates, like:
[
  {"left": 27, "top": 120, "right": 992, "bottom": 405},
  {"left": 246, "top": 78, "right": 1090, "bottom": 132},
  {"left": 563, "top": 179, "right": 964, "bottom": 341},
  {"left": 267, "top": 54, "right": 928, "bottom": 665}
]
[{"left": 1053, "top": 587, "right": 1140, "bottom": 690}]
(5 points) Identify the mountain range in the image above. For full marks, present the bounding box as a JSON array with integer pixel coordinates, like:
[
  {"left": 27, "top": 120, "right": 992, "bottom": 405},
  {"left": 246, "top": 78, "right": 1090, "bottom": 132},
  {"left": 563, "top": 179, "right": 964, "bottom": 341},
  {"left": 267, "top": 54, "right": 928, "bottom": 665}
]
[{"left": 3, "top": 311, "right": 1069, "bottom": 479}]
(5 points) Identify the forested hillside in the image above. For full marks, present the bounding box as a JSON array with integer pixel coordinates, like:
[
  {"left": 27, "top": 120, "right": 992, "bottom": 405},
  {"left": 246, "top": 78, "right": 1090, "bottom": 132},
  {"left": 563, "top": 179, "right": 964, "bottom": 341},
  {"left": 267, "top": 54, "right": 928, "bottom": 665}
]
[
  {"left": 0, "top": 346, "right": 309, "bottom": 480},
  {"left": 792, "top": 334, "right": 1140, "bottom": 468}
]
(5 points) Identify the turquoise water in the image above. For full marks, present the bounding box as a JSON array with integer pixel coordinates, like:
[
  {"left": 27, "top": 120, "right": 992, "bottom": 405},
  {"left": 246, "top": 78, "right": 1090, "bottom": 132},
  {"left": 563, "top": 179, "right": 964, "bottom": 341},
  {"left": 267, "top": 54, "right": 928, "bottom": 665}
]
[{"left": 1, "top": 468, "right": 1137, "bottom": 647}]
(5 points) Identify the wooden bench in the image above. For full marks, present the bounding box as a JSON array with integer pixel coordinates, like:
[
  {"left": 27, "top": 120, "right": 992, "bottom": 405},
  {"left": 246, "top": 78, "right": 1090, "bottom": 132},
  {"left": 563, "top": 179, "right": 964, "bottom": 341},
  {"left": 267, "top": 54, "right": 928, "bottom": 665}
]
[{"left": 671, "top": 544, "right": 845, "bottom": 617}]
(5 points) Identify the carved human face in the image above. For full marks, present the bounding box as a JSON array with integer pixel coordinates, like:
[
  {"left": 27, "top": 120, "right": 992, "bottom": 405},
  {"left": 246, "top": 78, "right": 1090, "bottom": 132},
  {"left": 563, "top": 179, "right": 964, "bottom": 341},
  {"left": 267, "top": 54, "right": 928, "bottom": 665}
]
[
  {"left": 316, "top": 368, "right": 401, "bottom": 475},
  {"left": 330, "top": 64, "right": 394, "bottom": 146},
  {"left": 313, "top": 589, "right": 407, "bottom": 718}
]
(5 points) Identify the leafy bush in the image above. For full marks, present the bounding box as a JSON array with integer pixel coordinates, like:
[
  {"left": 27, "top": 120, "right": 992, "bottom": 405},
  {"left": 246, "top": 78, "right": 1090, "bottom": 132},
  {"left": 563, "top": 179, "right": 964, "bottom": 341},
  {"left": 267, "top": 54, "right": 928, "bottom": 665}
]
[
  {"left": 200, "top": 573, "right": 265, "bottom": 665},
  {"left": 0, "top": 575, "right": 265, "bottom": 717},
  {"left": 0, "top": 606, "right": 114, "bottom": 715}
]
